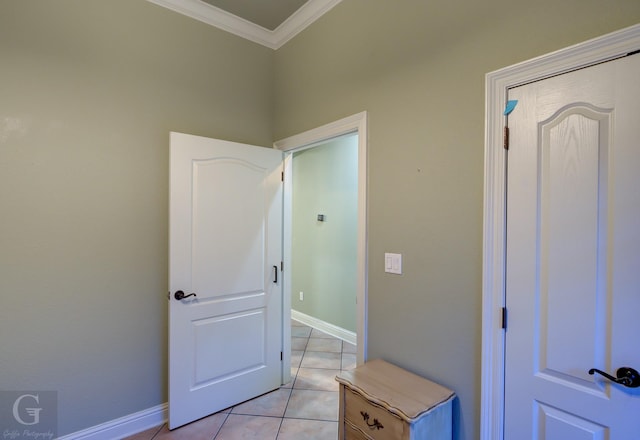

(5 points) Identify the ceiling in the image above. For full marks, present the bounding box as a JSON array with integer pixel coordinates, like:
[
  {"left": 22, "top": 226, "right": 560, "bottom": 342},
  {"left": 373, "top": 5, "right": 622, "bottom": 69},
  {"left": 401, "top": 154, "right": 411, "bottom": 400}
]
[
  {"left": 201, "top": 0, "right": 310, "bottom": 31},
  {"left": 147, "top": 0, "right": 342, "bottom": 49}
]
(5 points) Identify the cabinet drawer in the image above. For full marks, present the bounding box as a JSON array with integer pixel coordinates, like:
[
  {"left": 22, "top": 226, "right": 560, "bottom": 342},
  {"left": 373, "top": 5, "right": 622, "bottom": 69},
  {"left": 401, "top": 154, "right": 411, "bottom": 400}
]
[
  {"left": 344, "top": 387, "right": 405, "bottom": 439},
  {"left": 344, "top": 421, "right": 372, "bottom": 440}
]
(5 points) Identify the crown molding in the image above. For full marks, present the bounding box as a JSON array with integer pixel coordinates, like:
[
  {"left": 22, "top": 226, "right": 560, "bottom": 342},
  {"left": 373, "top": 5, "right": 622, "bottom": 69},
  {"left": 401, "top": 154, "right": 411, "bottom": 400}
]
[
  {"left": 146, "top": 0, "right": 342, "bottom": 50},
  {"left": 271, "top": 0, "right": 342, "bottom": 48}
]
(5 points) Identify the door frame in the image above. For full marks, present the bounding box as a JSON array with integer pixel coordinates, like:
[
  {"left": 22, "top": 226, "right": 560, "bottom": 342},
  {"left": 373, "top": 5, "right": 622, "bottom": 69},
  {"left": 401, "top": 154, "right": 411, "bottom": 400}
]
[
  {"left": 274, "top": 112, "right": 368, "bottom": 383},
  {"left": 481, "top": 25, "right": 640, "bottom": 440}
]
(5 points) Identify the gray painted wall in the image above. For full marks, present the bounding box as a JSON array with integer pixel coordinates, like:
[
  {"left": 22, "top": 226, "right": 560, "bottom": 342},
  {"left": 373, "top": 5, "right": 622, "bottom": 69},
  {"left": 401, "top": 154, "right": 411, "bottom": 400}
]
[
  {"left": 291, "top": 135, "right": 358, "bottom": 332},
  {"left": 0, "top": 0, "right": 272, "bottom": 435},
  {"left": 273, "top": 1, "right": 640, "bottom": 438}
]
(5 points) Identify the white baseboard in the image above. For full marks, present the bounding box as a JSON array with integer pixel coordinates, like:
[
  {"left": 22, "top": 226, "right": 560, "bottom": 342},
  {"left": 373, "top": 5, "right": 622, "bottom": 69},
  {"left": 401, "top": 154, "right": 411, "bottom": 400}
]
[
  {"left": 291, "top": 310, "right": 356, "bottom": 345},
  {"left": 57, "top": 403, "right": 167, "bottom": 440}
]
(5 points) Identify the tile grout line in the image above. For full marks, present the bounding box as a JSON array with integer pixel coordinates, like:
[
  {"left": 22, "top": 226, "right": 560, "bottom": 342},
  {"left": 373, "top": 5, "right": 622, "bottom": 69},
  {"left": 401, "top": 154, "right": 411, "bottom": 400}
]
[
  {"left": 211, "top": 411, "right": 231, "bottom": 440},
  {"left": 148, "top": 422, "right": 165, "bottom": 440},
  {"left": 275, "top": 370, "right": 297, "bottom": 439},
  {"left": 278, "top": 322, "right": 308, "bottom": 439}
]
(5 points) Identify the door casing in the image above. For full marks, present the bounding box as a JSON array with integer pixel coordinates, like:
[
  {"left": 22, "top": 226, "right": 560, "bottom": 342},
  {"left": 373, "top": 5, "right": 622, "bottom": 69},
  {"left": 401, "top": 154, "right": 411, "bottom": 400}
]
[
  {"left": 481, "top": 24, "right": 640, "bottom": 440},
  {"left": 274, "top": 112, "right": 368, "bottom": 381}
]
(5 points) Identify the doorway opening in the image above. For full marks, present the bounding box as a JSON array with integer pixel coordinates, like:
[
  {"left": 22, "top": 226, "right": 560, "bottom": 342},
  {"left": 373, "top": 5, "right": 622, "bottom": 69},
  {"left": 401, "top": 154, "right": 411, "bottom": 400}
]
[
  {"left": 275, "top": 112, "right": 368, "bottom": 385},
  {"left": 290, "top": 132, "right": 358, "bottom": 342}
]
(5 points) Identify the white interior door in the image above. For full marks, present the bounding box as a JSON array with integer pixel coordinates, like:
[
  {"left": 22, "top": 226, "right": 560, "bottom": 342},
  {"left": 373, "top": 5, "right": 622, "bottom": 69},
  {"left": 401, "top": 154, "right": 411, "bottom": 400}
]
[
  {"left": 169, "top": 132, "right": 283, "bottom": 429},
  {"left": 505, "top": 54, "right": 640, "bottom": 439}
]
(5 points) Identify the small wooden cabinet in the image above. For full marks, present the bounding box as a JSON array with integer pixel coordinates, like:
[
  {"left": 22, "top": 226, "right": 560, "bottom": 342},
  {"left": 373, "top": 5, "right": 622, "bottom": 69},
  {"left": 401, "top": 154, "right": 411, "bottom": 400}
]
[{"left": 336, "top": 359, "right": 455, "bottom": 440}]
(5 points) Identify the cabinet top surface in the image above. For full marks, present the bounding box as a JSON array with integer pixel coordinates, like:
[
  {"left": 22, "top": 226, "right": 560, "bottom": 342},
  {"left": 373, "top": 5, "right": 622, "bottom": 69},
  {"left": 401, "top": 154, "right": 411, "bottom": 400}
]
[{"left": 336, "top": 359, "right": 455, "bottom": 422}]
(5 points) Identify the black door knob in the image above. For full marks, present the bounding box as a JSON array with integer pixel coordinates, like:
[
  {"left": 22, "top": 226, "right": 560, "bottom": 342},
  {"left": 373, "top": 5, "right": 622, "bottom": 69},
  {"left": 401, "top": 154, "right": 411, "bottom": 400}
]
[{"left": 174, "top": 290, "right": 197, "bottom": 300}]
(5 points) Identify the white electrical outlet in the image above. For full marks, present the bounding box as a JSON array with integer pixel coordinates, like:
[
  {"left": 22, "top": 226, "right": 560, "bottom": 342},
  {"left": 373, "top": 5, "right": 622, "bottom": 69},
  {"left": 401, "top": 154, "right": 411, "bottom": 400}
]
[{"left": 299, "top": 291, "right": 304, "bottom": 301}]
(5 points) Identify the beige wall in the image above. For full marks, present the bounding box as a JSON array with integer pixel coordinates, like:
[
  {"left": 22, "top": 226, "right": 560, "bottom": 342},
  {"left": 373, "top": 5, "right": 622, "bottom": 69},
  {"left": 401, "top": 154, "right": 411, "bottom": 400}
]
[
  {"left": 0, "top": 0, "right": 273, "bottom": 435},
  {"left": 274, "top": 1, "right": 640, "bottom": 438}
]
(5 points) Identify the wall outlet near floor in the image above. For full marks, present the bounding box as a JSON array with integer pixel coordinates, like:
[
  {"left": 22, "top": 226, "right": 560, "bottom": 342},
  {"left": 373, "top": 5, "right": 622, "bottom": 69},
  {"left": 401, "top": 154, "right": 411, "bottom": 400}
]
[{"left": 299, "top": 291, "right": 304, "bottom": 301}]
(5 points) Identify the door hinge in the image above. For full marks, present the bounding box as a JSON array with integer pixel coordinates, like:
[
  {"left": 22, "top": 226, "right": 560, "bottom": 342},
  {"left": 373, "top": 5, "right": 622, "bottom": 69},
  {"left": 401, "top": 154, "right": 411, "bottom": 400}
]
[
  {"left": 281, "top": 171, "right": 284, "bottom": 182},
  {"left": 281, "top": 261, "right": 284, "bottom": 272},
  {"left": 501, "top": 307, "right": 507, "bottom": 330},
  {"left": 280, "top": 351, "right": 283, "bottom": 361},
  {"left": 503, "top": 126, "right": 510, "bottom": 150}
]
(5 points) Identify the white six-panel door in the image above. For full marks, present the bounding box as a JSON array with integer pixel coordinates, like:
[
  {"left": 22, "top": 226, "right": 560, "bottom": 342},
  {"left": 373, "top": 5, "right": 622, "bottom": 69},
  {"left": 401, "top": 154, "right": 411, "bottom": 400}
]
[
  {"left": 169, "top": 132, "right": 283, "bottom": 429},
  {"left": 504, "top": 54, "right": 640, "bottom": 439}
]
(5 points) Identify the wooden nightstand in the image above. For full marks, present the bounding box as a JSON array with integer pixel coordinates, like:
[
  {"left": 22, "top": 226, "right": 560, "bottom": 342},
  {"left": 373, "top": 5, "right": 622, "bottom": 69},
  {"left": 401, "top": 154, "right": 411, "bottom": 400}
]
[{"left": 336, "top": 359, "right": 455, "bottom": 440}]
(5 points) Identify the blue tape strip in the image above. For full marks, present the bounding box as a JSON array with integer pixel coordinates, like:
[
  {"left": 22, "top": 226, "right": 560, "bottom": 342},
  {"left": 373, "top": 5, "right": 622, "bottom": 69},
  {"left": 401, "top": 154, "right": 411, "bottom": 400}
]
[{"left": 504, "top": 100, "right": 518, "bottom": 116}]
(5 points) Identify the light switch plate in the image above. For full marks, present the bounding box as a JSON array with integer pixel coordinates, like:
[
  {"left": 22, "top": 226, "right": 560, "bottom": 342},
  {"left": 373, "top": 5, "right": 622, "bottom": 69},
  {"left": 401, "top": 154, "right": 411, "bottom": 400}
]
[{"left": 384, "top": 253, "right": 402, "bottom": 274}]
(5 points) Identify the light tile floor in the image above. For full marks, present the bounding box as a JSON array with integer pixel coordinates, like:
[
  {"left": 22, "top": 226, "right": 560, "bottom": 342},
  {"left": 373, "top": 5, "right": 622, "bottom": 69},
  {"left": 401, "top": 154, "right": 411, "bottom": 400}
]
[{"left": 125, "top": 320, "right": 356, "bottom": 440}]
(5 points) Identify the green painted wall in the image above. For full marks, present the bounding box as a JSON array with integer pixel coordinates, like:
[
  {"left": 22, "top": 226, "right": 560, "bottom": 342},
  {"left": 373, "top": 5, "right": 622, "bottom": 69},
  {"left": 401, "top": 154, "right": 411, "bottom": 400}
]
[
  {"left": 273, "top": 1, "right": 640, "bottom": 438},
  {"left": 0, "top": 0, "right": 273, "bottom": 435},
  {"left": 2, "top": 0, "right": 639, "bottom": 437},
  {"left": 291, "top": 134, "right": 358, "bottom": 332}
]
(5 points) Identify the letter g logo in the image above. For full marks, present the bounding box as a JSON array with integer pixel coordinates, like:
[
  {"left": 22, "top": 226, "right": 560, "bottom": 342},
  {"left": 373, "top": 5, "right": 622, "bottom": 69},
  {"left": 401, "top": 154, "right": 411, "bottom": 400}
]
[{"left": 12, "top": 394, "right": 42, "bottom": 425}]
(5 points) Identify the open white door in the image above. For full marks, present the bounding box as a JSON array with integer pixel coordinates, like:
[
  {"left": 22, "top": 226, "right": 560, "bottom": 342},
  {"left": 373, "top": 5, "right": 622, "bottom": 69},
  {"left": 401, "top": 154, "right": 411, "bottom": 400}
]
[
  {"left": 168, "top": 132, "right": 283, "bottom": 429},
  {"left": 504, "top": 54, "right": 640, "bottom": 438}
]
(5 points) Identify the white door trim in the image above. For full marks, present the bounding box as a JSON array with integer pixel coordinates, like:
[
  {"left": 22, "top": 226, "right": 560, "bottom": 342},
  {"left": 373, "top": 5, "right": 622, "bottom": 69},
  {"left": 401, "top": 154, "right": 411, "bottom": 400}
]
[
  {"left": 481, "top": 25, "right": 640, "bottom": 440},
  {"left": 274, "top": 112, "right": 368, "bottom": 371}
]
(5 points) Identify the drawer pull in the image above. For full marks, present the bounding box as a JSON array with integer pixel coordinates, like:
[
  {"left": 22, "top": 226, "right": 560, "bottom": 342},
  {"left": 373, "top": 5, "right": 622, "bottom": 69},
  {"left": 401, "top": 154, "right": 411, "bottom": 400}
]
[{"left": 360, "top": 411, "right": 384, "bottom": 430}]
